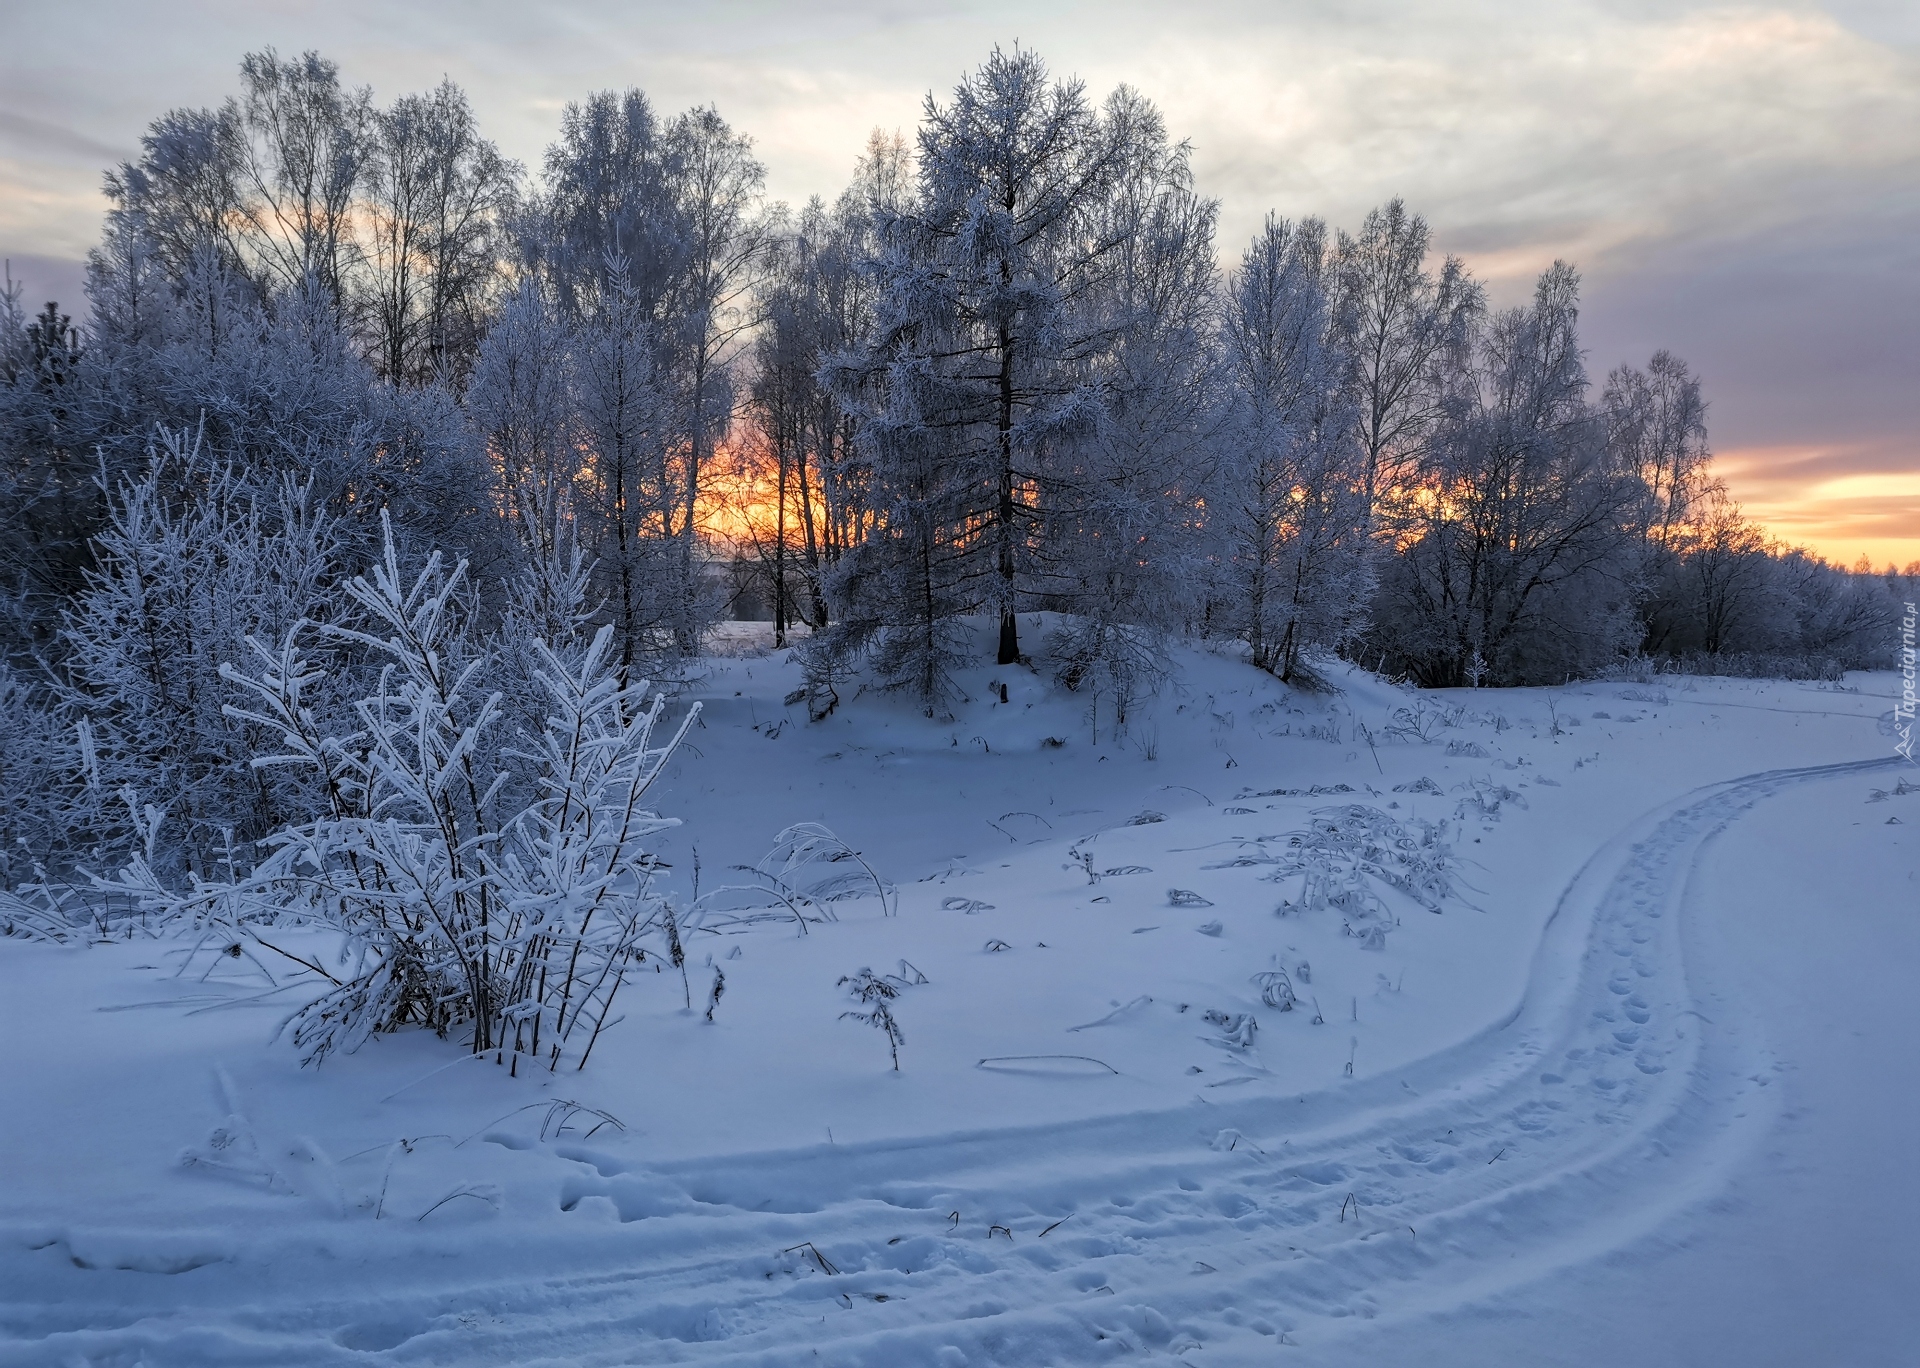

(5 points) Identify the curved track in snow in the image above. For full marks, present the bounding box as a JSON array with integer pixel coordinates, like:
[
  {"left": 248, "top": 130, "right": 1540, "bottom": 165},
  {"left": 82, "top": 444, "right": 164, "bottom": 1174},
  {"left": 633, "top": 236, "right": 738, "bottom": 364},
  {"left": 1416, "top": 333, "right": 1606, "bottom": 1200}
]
[{"left": 6, "top": 756, "right": 1900, "bottom": 1366}]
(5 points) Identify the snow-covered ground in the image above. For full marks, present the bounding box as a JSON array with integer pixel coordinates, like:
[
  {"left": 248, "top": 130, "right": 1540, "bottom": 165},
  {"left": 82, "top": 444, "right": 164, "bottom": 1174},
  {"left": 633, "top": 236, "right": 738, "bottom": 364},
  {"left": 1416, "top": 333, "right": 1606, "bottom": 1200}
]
[{"left": 3, "top": 630, "right": 1913, "bottom": 1366}]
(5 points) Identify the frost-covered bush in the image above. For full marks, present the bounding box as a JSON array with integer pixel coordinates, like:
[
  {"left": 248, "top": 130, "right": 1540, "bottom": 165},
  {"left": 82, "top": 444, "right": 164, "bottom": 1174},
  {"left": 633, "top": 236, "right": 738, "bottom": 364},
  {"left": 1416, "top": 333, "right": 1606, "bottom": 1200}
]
[
  {"left": 108, "top": 518, "right": 698, "bottom": 1069},
  {"left": 52, "top": 429, "right": 345, "bottom": 879},
  {"left": 0, "top": 662, "right": 69, "bottom": 894},
  {"left": 1050, "top": 617, "right": 1175, "bottom": 738}
]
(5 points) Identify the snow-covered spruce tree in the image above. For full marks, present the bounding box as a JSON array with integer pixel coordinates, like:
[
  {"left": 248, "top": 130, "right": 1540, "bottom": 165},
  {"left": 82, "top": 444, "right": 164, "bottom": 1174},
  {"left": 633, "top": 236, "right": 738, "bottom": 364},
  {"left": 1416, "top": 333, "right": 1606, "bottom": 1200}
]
[
  {"left": 821, "top": 47, "right": 1183, "bottom": 696},
  {"left": 0, "top": 661, "right": 70, "bottom": 893},
  {"left": 0, "top": 281, "right": 94, "bottom": 658},
  {"left": 1215, "top": 215, "right": 1373, "bottom": 684},
  {"left": 112, "top": 516, "right": 698, "bottom": 1068}
]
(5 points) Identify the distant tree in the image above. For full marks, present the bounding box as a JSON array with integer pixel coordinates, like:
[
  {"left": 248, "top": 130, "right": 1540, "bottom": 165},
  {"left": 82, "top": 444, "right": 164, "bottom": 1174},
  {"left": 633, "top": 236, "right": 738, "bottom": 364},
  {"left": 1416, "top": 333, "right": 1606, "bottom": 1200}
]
[
  {"left": 535, "top": 92, "right": 769, "bottom": 657},
  {"left": 1603, "top": 349, "right": 1711, "bottom": 552},
  {"left": 1216, "top": 215, "right": 1373, "bottom": 682},
  {"left": 0, "top": 290, "right": 91, "bottom": 654},
  {"left": 742, "top": 131, "right": 907, "bottom": 643},
  {"left": 1371, "top": 263, "right": 1640, "bottom": 685},
  {"left": 363, "top": 80, "right": 518, "bottom": 385},
  {"left": 573, "top": 267, "right": 684, "bottom": 680},
  {"left": 229, "top": 48, "right": 371, "bottom": 305},
  {"left": 1333, "top": 198, "right": 1480, "bottom": 517}
]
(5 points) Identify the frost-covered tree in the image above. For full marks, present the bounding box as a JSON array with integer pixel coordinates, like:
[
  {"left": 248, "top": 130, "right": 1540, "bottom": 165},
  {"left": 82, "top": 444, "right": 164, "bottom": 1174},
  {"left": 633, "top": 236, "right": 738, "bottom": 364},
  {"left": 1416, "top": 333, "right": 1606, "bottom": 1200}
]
[
  {"left": 469, "top": 280, "right": 578, "bottom": 559},
  {"left": 573, "top": 267, "right": 687, "bottom": 678},
  {"left": 1215, "top": 215, "right": 1373, "bottom": 682},
  {"left": 535, "top": 91, "right": 769, "bottom": 657},
  {"left": 1042, "top": 143, "right": 1220, "bottom": 720},
  {"left": 229, "top": 48, "right": 371, "bottom": 307},
  {"left": 1601, "top": 349, "right": 1714, "bottom": 653},
  {"left": 1371, "top": 264, "right": 1640, "bottom": 685},
  {"left": 820, "top": 49, "right": 1202, "bottom": 707},
  {"left": 538, "top": 89, "right": 688, "bottom": 321},
  {"left": 1603, "top": 349, "right": 1711, "bottom": 553},
  {"left": 666, "top": 106, "right": 771, "bottom": 652},
  {"left": 1334, "top": 199, "right": 1480, "bottom": 516},
  {"left": 99, "top": 105, "right": 249, "bottom": 296},
  {"left": 363, "top": 79, "right": 518, "bottom": 386},
  {"left": 742, "top": 132, "right": 907, "bottom": 642},
  {"left": 0, "top": 661, "right": 69, "bottom": 890},
  {"left": 0, "top": 285, "right": 93, "bottom": 655}
]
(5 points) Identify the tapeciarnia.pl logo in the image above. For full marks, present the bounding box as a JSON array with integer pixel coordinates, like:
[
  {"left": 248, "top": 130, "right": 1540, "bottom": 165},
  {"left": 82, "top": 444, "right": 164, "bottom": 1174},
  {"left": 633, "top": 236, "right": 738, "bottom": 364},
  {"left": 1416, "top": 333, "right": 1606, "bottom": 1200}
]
[{"left": 1896, "top": 601, "right": 1916, "bottom": 763}]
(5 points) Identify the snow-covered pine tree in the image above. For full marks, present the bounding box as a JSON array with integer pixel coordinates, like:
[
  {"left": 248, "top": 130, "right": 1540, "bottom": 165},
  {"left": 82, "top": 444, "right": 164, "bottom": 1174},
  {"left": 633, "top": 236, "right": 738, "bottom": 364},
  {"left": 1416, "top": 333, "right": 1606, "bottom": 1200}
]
[{"left": 820, "top": 48, "right": 1193, "bottom": 704}]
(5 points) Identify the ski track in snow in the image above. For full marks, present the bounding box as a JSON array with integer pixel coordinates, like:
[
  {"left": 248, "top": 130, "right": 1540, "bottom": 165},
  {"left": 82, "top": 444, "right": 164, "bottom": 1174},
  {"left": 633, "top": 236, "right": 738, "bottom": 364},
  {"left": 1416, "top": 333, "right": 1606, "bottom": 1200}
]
[{"left": 5, "top": 755, "right": 1900, "bottom": 1367}]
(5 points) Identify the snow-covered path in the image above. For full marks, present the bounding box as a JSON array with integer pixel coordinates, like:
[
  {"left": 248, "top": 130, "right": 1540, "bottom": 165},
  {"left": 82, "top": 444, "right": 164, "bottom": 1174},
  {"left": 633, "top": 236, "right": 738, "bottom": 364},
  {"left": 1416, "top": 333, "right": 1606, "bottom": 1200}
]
[
  {"left": 1309, "top": 751, "right": 1920, "bottom": 1368},
  {"left": 10, "top": 750, "right": 1903, "bottom": 1366}
]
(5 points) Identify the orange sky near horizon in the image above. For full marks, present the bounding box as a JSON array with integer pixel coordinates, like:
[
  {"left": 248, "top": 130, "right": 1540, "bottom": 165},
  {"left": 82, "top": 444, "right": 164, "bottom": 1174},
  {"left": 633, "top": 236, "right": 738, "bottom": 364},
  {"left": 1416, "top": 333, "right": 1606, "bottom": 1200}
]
[{"left": 1716, "top": 446, "right": 1920, "bottom": 572}]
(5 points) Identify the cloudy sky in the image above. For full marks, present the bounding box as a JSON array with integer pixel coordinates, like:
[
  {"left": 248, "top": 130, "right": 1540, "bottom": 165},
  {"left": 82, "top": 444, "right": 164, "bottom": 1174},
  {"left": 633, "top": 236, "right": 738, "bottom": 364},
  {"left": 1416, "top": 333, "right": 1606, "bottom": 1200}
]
[{"left": 4, "top": 0, "right": 1915, "bottom": 567}]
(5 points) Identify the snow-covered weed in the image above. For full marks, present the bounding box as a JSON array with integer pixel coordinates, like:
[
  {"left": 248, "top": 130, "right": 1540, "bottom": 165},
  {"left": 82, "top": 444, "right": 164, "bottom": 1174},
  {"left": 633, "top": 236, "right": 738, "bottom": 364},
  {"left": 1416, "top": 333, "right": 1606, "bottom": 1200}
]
[
  {"left": 1383, "top": 700, "right": 1463, "bottom": 744},
  {"left": 1203, "top": 1009, "right": 1258, "bottom": 1050},
  {"left": 1265, "top": 803, "right": 1463, "bottom": 920},
  {"left": 1251, "top": 968, "right": 1297, "bottom": 1010},
  {"left": 696, "top": 822, "right": 895, "bottom": 933},
  {"left": 0, "top": 886, "right": 84, "bottom": 942},
  {"left": 1456, "top": 778, "right": 1527, "bottom": 822}
]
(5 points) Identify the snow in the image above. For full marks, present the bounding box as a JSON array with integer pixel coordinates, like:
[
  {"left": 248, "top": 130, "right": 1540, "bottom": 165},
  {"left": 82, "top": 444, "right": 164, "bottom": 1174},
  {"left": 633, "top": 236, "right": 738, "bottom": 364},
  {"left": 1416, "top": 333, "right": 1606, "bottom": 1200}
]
[{"left": 2, "top": 635, "right": 1912, "bottom": 1365}]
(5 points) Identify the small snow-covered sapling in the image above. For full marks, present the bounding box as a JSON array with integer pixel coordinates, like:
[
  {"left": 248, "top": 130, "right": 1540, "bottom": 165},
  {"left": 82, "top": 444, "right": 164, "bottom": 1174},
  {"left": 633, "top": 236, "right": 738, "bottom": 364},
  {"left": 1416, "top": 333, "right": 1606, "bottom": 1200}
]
[
  {"left": 839, "top": 968, "right": 906, "bottom": 1070},
  {"left": 664, "top": 906, "right": 690, "bottom": 1009}
]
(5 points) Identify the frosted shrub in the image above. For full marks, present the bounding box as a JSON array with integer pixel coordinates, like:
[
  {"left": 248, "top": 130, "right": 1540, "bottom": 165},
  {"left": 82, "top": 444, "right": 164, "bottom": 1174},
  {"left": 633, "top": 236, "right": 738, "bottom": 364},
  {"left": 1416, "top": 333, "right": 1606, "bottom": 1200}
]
[
  {"left": 110, "top": 518, "right": 698, "bottom": 1069},
  {"left": 57, "top": 430, "right": 342, "bottom": 879}
]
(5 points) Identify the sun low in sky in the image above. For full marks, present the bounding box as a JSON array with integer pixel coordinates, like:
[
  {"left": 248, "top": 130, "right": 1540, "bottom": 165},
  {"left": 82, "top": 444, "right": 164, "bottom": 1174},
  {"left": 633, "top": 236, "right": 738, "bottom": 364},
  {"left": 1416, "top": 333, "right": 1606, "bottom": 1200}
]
[{"left": 3, "top": 0, "right": 1915, "bottom": 568}]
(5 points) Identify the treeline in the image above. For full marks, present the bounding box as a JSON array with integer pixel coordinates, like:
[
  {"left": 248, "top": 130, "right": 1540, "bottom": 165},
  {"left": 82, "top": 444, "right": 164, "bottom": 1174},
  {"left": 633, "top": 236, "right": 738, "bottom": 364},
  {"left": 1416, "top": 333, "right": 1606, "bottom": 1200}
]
[{"left": 1, "top": 47, "right": 1912, "bottom": 883}]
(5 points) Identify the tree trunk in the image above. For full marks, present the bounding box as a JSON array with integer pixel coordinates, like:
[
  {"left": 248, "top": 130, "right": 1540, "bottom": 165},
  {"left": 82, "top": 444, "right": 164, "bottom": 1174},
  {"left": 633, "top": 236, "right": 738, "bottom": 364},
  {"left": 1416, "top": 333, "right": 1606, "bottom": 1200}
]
[{"left": 996, "top": 319, "right": 1019, "bottom": 665}]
